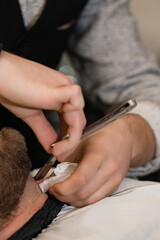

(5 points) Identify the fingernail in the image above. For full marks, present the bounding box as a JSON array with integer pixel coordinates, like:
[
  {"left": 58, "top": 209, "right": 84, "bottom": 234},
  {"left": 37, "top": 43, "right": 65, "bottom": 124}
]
[
  {"left": 62, "top": 133, "right": 70, "bottom": 140},
  {"left": 50, "top": 133, "right": 70, "bottom": 148},
  {"left": 51, "top": 143, "right": 56, "bottom": 148}
]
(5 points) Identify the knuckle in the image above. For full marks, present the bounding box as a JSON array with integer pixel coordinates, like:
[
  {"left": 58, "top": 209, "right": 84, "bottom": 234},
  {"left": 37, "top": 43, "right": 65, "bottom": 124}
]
[
  {"left": 65, "top": 76, "right": 73, "bottom": 85},
  {"left": 76, "top": 190, "right": 88, "bottom": 201},
  {"left": 110, "top": 159, "right": 120, "bottom": 173},
  {"left": 73, "top": 84, "right": 81, "bottom": 94},
  {"left": 75, "top": 173, "right": 88, "bottom": 187},
  {"left": 93, "top": 138, "right": 108, "bottom": 152},
  {"left": 70, "top": 85, "right": 84, "bottom": 109},
  {"left": 82, "top": 115, "right": 87, "bottom": 127},
  {"left": 85, "top": 198, "right": 95, "bottom": 206},
  {"left": 72, "top": 85, "right": 83, "bottom": 99}
]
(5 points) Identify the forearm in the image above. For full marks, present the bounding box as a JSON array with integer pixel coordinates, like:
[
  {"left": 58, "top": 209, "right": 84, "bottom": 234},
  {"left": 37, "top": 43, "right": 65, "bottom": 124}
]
[
  {"left": 127, "top": 101, "right": 160, "bottom": 177},
  {"left": 122, "top": 113, "right": 156, "bottom": 168}
]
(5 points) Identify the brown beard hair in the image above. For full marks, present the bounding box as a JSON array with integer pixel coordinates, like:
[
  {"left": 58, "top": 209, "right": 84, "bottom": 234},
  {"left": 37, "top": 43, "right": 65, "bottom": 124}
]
[{"left": 0, "top": 128, "right": 31, "bottom": 230}]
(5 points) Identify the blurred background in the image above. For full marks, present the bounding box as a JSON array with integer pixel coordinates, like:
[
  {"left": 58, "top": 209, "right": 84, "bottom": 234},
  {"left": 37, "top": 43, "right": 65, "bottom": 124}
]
[
  {"left": 131, "top": 0, "right": 160, "bottom": 65},
  {"left": 61, "top": 0, "right": 160, "bottom": 68}
]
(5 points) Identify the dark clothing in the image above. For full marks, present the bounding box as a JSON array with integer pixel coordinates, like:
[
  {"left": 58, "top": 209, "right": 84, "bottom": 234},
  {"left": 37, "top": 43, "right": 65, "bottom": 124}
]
[
  {"left": 0, "top": 0, "right": 88, "bottom": 168},
  {"left": 8, "top": 194, "right": 64, "bottom": 240},
  {"left": 0, "top": 0, "right": 87, "bottom": 68}
]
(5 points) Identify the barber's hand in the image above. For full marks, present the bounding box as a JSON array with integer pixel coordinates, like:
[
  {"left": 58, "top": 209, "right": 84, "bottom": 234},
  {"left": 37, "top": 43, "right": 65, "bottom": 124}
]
[
  {"left": 49, "top": 114, "right": 155, "bottom": 207},
  {"left": 0, "top": 51, "right": 86, "bottom": 159}
]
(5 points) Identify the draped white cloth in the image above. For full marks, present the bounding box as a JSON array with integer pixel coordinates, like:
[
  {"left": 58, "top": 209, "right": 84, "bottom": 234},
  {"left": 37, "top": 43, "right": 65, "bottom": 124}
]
[{"left": 32, "top": 165, "right": 160, "bottom": 240}]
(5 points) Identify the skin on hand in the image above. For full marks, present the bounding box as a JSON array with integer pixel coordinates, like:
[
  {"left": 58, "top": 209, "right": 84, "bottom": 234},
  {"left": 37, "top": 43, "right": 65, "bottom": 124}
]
[
  {"left": 49, "top": 114, "right": 156, "bottom": 207},
  {"left": 0, "top": 51, "right": 86, "bottom": 158}
]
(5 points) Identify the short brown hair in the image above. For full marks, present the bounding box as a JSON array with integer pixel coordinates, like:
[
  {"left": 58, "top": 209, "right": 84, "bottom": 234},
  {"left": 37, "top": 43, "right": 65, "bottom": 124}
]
[{"left": 0, "top": 128, "right": 31, "bottom": 229}]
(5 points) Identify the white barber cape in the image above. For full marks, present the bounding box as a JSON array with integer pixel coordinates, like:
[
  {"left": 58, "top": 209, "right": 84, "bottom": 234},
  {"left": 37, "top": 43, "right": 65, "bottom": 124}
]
[{"left": 32, "top": 164, "right": 160, "bottom": 240}]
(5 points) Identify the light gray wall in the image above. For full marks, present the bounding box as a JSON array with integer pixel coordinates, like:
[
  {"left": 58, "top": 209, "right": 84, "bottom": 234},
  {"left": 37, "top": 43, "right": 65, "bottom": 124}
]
[{"left": 130, "top": 0, "right": 160, "bottom": 64}]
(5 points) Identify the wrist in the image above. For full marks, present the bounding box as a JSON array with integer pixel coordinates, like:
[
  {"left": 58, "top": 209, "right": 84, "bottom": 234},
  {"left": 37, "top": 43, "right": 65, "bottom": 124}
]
[{"left": 121, "top": 113, "right": 156, "bottom": 167}]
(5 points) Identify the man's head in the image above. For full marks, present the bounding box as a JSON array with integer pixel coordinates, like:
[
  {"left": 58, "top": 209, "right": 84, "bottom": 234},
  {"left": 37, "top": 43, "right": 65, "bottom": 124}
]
[{"left": 0, "top": 128, "right": 31, "bottom": 230}]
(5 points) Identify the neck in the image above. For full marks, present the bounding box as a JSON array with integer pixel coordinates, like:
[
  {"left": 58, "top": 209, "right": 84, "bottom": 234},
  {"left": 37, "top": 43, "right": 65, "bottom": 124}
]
[{"left": 0, "top": 178, "right": 48, "bottom": 240}]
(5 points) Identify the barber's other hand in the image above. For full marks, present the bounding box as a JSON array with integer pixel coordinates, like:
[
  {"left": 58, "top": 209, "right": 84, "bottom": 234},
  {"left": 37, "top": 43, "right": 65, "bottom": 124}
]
[
  {"left": 49, "top": 114, "right": 155, "bottom": 207},
  {"left": 0, "top": 51, "right": 86, "bottom": 159}
]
